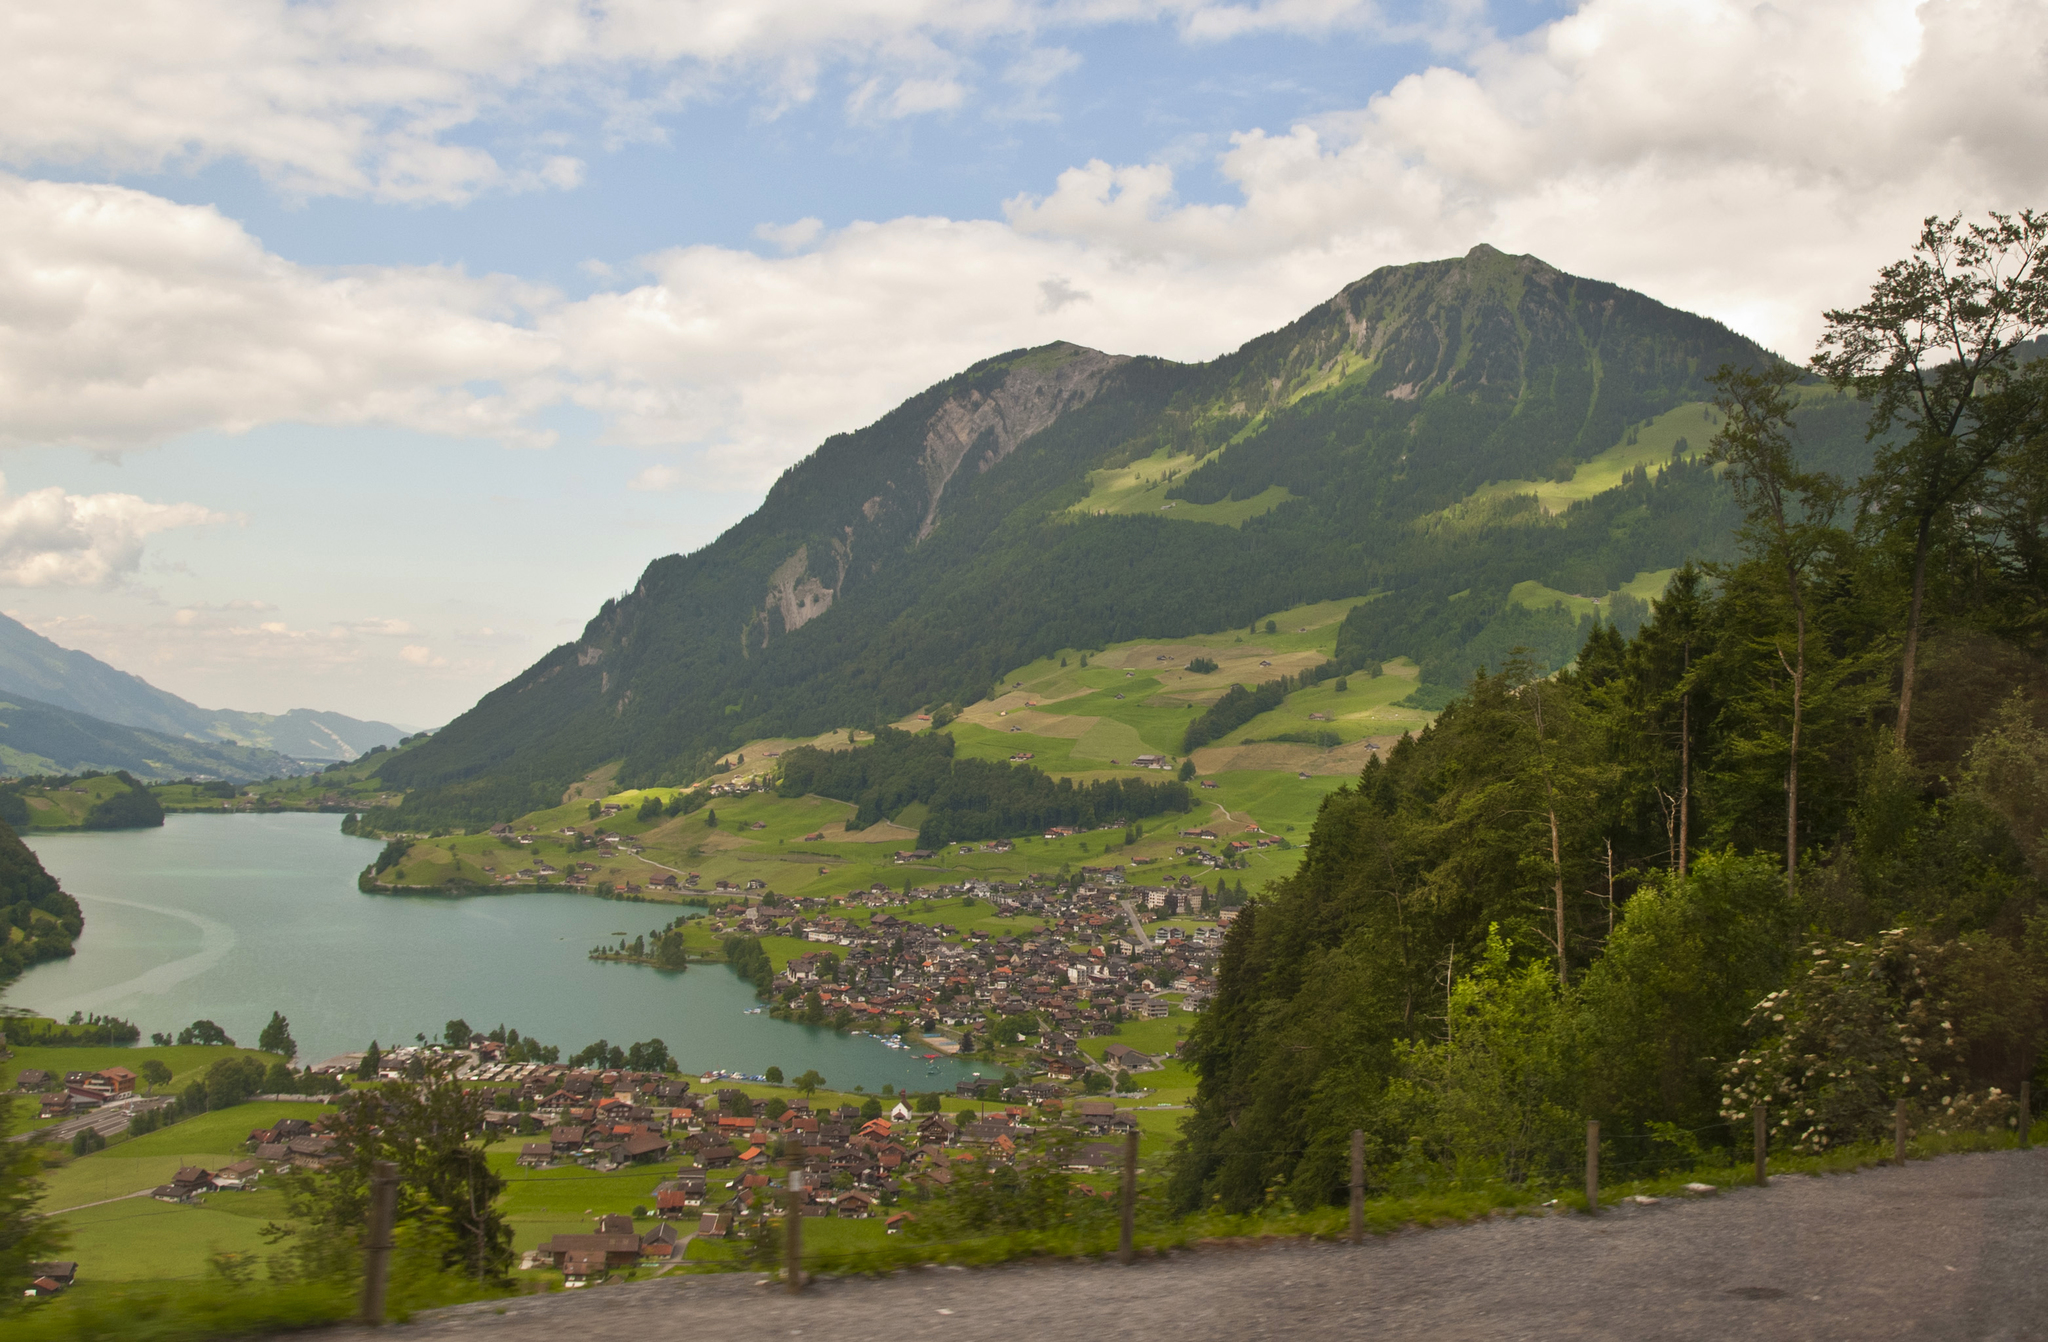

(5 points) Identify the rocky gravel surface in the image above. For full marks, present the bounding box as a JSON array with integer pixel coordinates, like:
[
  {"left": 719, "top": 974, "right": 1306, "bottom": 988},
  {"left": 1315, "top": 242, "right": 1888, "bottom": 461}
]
[{"left": 311, "top": 1149, "right": 2046, "bottom": 1341}]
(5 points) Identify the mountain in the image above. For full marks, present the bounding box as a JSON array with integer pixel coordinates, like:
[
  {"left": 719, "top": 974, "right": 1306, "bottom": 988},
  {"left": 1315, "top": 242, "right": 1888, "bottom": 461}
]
[
  {"left": 0, "top": 692, "right": 309, "bottom": 781},
  {"left": 371, "top": 244, "right": 1878, "bottom": 828},
  {"left": 0, "top": 613, "right": 405, "bottom": 760}
]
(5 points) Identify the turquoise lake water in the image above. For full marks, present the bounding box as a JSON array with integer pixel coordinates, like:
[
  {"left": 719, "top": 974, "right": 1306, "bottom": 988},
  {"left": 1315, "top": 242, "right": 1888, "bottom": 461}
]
[{"left": 10, "top": 814, "right": 988, "bottom": 1092}]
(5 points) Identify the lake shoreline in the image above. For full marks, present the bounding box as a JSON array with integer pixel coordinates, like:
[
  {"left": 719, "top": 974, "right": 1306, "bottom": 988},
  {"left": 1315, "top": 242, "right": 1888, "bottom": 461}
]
[{"left": 11, "top": 814, "right": 994, "bottom": 1093}]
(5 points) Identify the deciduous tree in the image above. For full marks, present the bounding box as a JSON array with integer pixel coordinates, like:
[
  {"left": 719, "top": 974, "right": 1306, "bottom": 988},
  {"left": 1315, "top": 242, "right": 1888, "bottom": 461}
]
[{"left": 1814, "top": 210, "right": 2048, "bottom": 746}]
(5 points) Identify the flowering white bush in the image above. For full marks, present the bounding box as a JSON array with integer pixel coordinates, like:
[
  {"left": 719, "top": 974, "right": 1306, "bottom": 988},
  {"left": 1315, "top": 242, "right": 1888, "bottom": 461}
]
[{"left": 1720, "top": 928, "right": 2016, "bottom": 1153}]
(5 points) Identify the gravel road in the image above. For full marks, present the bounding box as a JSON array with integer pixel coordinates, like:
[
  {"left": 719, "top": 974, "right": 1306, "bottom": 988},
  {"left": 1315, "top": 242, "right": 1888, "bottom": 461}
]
[{"left": 319, "top": 1149, "right": 2046, "bottom": 1342}]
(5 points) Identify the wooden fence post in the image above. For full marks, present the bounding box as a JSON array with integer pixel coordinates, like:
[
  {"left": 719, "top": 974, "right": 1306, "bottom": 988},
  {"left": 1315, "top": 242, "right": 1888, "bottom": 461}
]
[
  {"left": 1118, "top": 1129, "right": 1138, "bottom": 1264},
  {"left": 359, "top": 1160, "right": 399, "bottom": 1326},
  {"left": 1585, "top": 1120, "right": 1599, "bottom": 1214},
  {"left": 1753, "top": 1107, "right": 1767, "bottom": 1187},
  {"left": 786, "top": 1169, "right": 804, "bottom": 1294},
  {"left": 2020, "top": 1081, "right": 2031, "bottom": 1150},
  {"left": 1349, "top": 1129, "right": 1364, "bottom": 1243},
  {"left": 1895, "top": 1098, "right": 1908, "bottom": 1164}
]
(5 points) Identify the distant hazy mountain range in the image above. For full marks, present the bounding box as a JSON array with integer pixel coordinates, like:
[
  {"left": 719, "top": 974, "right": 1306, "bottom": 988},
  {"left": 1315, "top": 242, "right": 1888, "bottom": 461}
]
[{"left": 0, "top": 612, "right": 404, "bottom": 780}]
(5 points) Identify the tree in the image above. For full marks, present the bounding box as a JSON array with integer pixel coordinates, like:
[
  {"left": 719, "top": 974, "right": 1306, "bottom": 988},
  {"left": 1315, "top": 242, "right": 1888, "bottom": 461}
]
[
  {"left": 705, "top": 808, "right": 719, "bottom": 828},
  {"left": 0, "top": 1095, "right": 68, "bottom": 1283},
  {"left": 792, "top": 1069, "right": 824, "bottom": 1098},
  {"left": 258, "top": 1011, "right": 297, "bottom": 1060},
  {"left": 357, "top": 1041, "right": 382, "bottom": 1080},
  {"left": 138, "top": 1059, "right": 172, "bottom": 1094},
  {"left": 625, "top": 1038, "right": 674, "bottom": 1073},
  {"left": 204, "top": 1055, "right": 267, "bottom": 1109},
  {"left": 1516, "top": 662, "right": 1578, "bottom": 988},
  {"left": 177, "top": 1018, "right": 233, "bottom": 1047},
  {"left": 860, "top": 1097, "right": 884, "bottom": 1121},
  {"left": 270, "top": 1065, "right": 511, "bottom": 1284},
  {"left": 1621, "top": 564, "right": 1714, "bottom": 876},
  {"left": 764, "top": 1065, "right": 784, "bottom": 1085},
  {"left": 1708, "top": 361, "right": 1847, "bottom": 899},
  {"left": 1178, "top": 759, "right": 1196, "bottom": 782},
  {"left": 1813, "top": 210, "right": 2048, "bottom": 747},
  {"left": 443, "top": 1019, "right": 473, "bottom": 1049}
]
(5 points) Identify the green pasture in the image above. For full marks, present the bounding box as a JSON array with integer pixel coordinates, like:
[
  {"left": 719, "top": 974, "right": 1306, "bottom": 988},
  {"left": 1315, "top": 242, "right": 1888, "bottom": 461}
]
[
  {"left": 148, "top": 782, "right": 240, "bottom": 812},
  {"left": 36, "top": 1102, "right": 325, "bottom": 1210},
  {"left": 1465, "top": 399, "right": 1715, "bottom": 514},
  {"left": 1205, "top": 666, "right": 1427, "bottom": 749},
  {"left": 881, "top": 897, "right": 1049, "bottom": 940},
  {"left": 371, "top": 594, "right": 1396, "bottom": 905},
  {"left": 50, "top": 1188, "right": 286, "bottom": 1283},
  {"left": 1510, "top": 566, "right": 1679, "bottom": 621},
  {"left": 1066, "top": 443, "right": 1303, "bottom": 530},
  {"left": 494, "top": 1156, "right": 671, "bottom": 1254},
  {"left": 15, "top": 774, "right": 135, "bottom": 829},
  {"left": 1078, "top": 1012, "right": 1189, "bottom": 1065}
]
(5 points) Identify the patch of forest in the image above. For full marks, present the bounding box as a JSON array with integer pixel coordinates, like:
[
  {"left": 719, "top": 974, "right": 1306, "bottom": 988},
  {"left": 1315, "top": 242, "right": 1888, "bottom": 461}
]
[{"left": 775, "top": 727, "right": 1193, "bottom": 846}]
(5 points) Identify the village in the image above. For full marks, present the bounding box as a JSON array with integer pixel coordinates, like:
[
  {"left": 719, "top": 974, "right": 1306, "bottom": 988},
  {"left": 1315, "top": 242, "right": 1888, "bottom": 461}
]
[
  {"left": 662, "top": 864, "right": 1237, "bottom": 1063},
  {"left": 32, "top": 1047, "right": 1177, "bottom": 1291}
]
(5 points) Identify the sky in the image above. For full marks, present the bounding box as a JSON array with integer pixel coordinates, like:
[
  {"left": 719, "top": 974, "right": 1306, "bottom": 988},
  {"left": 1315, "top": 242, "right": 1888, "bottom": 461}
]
[{"left": 1, "top": 0, "right": 2043, "bottom": 729}]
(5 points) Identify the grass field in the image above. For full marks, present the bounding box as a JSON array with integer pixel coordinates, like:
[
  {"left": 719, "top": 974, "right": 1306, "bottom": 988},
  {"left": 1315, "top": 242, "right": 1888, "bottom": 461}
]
[
  {"left": 374, "top": 596, "right": 1413, "bottom": 904},
  {"left": 1464, "top": 400, "right": 1716, "bottom": 514},
  {"left": 38, "top": 1102, "right": 328, "bottom": 1208},
  {"left": 35, "top": 1099, "right": 333, "bottom": 1283},
  {"left": 1065, "top": 444, "right": 1297, "bottom": 528},
  {"left": 51, "top": 1189, "right": 284, "bottom": 1283},
  {"left": 1509, "top": 567, "right": 1678, "bottom": 621},
  {"left": 14, "top": 774, "right": 137, "bottom": 829}
]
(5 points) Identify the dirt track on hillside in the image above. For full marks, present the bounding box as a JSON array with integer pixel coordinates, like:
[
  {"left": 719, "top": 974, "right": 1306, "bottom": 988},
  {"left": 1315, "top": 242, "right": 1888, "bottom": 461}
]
[{"left": 307, "top": 1149, "right": 2047, "bottom": 1342}]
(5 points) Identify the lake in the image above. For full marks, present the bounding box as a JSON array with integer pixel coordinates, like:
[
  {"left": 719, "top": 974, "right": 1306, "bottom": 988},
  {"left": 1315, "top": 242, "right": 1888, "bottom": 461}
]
[{"left": 10, "top": 814, "right": 990, "bottom": 1093}]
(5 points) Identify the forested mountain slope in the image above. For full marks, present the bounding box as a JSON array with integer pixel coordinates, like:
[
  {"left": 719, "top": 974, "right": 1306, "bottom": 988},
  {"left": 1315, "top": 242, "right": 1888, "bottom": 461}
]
[
  {"left": 0, "top": 612, "right": 404, "bottom": 760},
  {"left": 375, "top": 244, "right": 1874, "bottom": 828}
]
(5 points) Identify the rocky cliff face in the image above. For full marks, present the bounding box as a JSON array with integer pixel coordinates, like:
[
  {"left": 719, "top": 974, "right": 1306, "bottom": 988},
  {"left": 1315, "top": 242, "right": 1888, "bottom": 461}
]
[
  {"left": 747, "top": 343, "right": 1126, "bottom": 649},
  {"left": 914, "top": 346, "right": 1127, "bottom": 540}
]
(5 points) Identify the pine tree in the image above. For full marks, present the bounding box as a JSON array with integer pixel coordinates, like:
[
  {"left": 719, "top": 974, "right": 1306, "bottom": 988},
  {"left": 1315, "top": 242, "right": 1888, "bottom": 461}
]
[{"left": 258, "top": 1010, "right": 297, "bottom": 1060}]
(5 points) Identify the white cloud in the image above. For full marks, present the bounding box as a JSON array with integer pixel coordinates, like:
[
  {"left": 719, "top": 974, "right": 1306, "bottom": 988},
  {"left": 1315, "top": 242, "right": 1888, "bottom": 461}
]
[
  {"left": 3, "top": 0, "right": 2044, "bottom": 491},
  {"left": 0, "top": 175, "right": 563, "bottom": 451},
  {"left": 0, "top": 1, "right": 1487, "bottom": 203},
  {"left": 753, "top": 217, "right": 825, "bottom": 251},
  {"left": 0, "top": 474, "right": 226, "bottom": 587}
]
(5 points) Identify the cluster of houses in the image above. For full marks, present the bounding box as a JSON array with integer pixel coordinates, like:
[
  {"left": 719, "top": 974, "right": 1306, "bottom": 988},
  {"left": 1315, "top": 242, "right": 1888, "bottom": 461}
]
[
  {"left": 501, "top": 1077, "right": 1163, "bottom": 1285},
  {"left": 686, "top": 877, "right": 1223, "bottom": 1064},
  {"left": 18, "top": 1065, "right": 140, "bottom": 1118},
  {"left": 247, "top": 1115, "right": 340, "bottom": 1168},
  {"left": 150, "top": 1159, "right": 263, "bottom": 1203}
]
